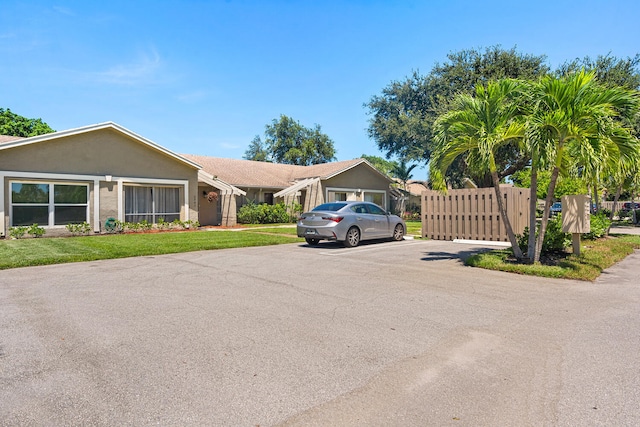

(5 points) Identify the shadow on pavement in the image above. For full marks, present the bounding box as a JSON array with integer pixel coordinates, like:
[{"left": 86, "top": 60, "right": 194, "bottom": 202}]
[{"left": 421, "top": 248, "right": 492, "bottom": 263}]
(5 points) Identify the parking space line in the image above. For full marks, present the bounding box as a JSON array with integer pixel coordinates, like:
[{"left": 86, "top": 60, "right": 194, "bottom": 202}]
[{"left": 318, "top": 240, "right": 427, "bottom": 256}]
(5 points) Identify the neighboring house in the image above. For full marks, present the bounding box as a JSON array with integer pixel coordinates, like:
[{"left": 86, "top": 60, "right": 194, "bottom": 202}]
[
  {"left": 0, "top": 122, "right": 243, "bottom": 237},
  {"left": 182, "top": 156, "right": 394, "bottom": 214},
  {"left": 390, "top": 179, "right": 429, "bottom": 215}
]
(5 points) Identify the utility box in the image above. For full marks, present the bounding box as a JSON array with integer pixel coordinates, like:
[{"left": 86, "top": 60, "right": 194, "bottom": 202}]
[{"left": 561, "top": 195, "right": 591, "bottom": 234}]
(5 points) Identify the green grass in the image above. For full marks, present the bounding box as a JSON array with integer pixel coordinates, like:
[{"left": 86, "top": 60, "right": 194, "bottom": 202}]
[
  {"left": 466, "top": 234, "right": 640, "bottom": 281},
  {"left": 405, "top": 221, "right": 422, "bottom": 236},
  {"left": 241, "top": 226, "right": 298, "bottom": 235},
  {"left": 0, "top": 230, "right": 303, "bottom": 270}
]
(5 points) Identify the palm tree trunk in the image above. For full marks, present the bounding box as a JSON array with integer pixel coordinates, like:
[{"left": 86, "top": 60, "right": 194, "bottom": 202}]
[
  {"left": 527, "top": 162, "right": 538, "bottom": 263},
  {"left": 534, "top": 166, "right": 560, "bottom": 263},
  {"left": 609, "top": 184, "right": 622, "bottom": 222},
  {"left": 491, "top": 170, "right": 524, "bottom": 260}
]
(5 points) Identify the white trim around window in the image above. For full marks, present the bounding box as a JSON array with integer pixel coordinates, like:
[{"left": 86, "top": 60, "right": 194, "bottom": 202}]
[
  {"left": 9, "top": 180, "right": 90, "bottom": 227},
  {"left": 325, "top": 187, "right": 387, "bottom": 209},
  {"left": 1, "top": 171, "right": 101, "bottom": 236},
  {"left": 116, "top": 178, "right": 189, "bottom": 223},
  {"left": 1, "top": 171, "right": 190, "bottom": 237}
]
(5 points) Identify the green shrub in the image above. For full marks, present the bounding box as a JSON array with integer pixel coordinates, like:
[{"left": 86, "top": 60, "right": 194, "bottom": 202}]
[
  {"left": 9, "top": 226, "right": 28, "bottom": 239},
  {"left": 238, "top": 201, "right": 293, "bottom": 224},
  {"left": 583, "top": 213, "right": 611, "bottom": 240},
  {"left": 138, "top": 220, "right": 153, "bottom": 231},
  {"left": 27, "top": 224, "right": 45, "bottom": 238},
  {"left": 518, "top": 214, "right": 571, "bottom": 255},
  {"left": 184, "top": 219, "right": 200, "bottom": 229},
  {"left": 124, "top": 222, "right": 141, "bottom": 232},
  {"left": 66, "top": 222, "right": 92, "bottom": 236}
]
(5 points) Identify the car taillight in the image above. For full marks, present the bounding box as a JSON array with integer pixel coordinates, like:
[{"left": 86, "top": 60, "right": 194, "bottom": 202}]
[{"left": 322, "top": 216, "right": 343, "bottom": 223}]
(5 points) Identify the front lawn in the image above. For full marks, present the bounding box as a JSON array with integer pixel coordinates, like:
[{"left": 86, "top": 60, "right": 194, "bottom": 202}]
[
  {"left": 466, "top": 234, "right": 640, "bottom": 281},
  {"left": 405, "top": 220, "right": 422, "bottom": 236},
  {"left": 0, "top": 230, "right": 303, "bottom": 270}
]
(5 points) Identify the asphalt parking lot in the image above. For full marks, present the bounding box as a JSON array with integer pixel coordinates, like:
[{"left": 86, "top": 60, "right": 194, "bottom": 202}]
[{"left": 1, "top": 238, "right": 639, "bottom": 426}]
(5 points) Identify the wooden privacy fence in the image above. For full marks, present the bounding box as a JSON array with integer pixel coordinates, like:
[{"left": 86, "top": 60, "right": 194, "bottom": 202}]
[{"left": 421, "top": 187, "right": 531, "bottom": 241}]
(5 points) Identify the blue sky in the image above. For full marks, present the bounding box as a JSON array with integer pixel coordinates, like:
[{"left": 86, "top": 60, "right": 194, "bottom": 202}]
[{"left": 2, "top": 1, "right": 639, "bottom": 179}]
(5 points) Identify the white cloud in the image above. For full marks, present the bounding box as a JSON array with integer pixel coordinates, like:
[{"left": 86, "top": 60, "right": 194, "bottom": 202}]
[{"left": 93, "top": 48, "right": 164, "bottom": 85}]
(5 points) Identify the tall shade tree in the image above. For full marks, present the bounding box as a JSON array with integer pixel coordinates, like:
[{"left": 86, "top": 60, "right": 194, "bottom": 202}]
[
  {"left": 527, "top": 71, "right": 640, "bottom": 262},
  {"left": 366, "top": 46, "right": 548, "bottom": 187},
  {"left": 430, "top": 79, "right": 526, "bottom": 259},
  {"left": 0, "top": 108, "right": 54, "bottom": 137},
  {"left": 360, "top": 154, "right": 399, "bottom": 177},
  {"left": 261, "top": 115, "right": 336, "bottom": 165},
  {"left": 243, "top": 135, "right": 270, "bottom": 162}
]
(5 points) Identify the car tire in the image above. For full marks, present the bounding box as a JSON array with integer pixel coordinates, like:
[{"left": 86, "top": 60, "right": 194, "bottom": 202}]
[
  {"left": 392, "top": 223, "right": 404, "bottom": 241},
  {"left": 343, "top": 227, "right": 360, "bottom": 248},
  {"left": 305, "top": 238, "right": 320, "bottom": 246}
]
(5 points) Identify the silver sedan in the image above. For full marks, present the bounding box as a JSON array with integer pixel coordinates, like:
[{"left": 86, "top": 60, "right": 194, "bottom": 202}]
[{"left": 297, "top": 201, "right": 406, "bottom": 247}]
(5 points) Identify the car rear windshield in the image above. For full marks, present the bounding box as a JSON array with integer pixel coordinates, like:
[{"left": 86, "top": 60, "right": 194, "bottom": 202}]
[{"left": 312, "top": 203, "right": 347, "bottom": 212}]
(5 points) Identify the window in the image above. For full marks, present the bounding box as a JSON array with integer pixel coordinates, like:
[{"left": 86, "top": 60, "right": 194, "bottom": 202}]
[
  {"left": 312, "top": 202, "right": 347, "bottom": 212},
  {"left": 350, "top": 204, "right": 368, "bottom": 214},
  {"left": 329, "top": 191, "right": 348, "bottom": 202},
  {"left": 365, "top": 203, "right": 386, "bottom": 215},
  {"left": 264, "top": 192, "right": 274, "bottom": 205},
  {"left": 364, "top": 192, "right": 385, "bottom": 208},
  {"left": 125, "top": 186, "right": 180, "bottom": 223},
  {"left": 11, "top": 182, "right": 88, "bottom": 226}
]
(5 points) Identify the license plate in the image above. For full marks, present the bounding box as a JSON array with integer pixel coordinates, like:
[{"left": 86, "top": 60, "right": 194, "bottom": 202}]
[{"left": 305, "top": 229, "right": 317, "bottom": 235}]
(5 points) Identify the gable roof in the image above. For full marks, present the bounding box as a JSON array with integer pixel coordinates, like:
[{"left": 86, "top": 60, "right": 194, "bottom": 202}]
[
  {"left": 0, "top": 122, "right": 201, "bottom": 170},
  {"left": 181, "top": 155, "right": 391, "bottom": 188}
]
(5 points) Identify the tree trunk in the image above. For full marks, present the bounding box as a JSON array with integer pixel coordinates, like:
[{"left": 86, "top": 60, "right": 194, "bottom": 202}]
[
  {"left": 534, "top": 166, "right": 561, "bottom": 263},
  {"left": 609, "top": 184, "right": 622, "bottom": 222},
  {"left": 527, "top": 162, "right": 538, "bottom": 263},
  {"left": 491, "top": 170, "right": 524, "bottom": 260}
]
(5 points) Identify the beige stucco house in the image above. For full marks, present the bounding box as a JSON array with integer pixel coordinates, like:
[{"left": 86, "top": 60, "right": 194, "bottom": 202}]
[
  {"left": 0, "top": 122, "right": 243, "bottom": 237},
  {"left": 1, "top": 122, "right": 395, "bottom": 236},
  {"left": 182, "top": 156, "right": 394, "bottom": 214}
]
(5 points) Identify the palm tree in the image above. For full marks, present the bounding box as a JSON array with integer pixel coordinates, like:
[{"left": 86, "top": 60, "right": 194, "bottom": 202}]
[
  {"left": 392, "top": 159, "right": 418, "bottom": 214},
  {"left": 526, "top": 70, "right": 639, "bottom": 262},
  {"left": 430, "top": 79, "right": 526, "bottom": 260}
]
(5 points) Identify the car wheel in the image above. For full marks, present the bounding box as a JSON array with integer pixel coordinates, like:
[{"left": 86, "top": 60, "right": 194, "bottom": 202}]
[
  {"left": 392, "top": 223, "right": 404, "bottom": 241},
  {"left": 343, "top": 227, "right": 360, "bottom": 247},
  {"left": 305, "top": 238, "right": 320, "bottom": 245}
]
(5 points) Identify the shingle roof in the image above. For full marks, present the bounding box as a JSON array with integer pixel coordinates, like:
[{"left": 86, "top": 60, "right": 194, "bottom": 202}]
[
  {"left": 406, "top": 180, "right": 429, "bottom": 196},
  {"left": 0, "top": 135, "right": 25, "bottom": 144},
  {"left": 181, "top": 155, "right": 380, "bottom": 188}
]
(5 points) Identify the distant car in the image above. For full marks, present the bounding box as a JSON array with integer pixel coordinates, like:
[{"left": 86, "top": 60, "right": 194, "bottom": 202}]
[
  {"left": 622, "top": 202, "right": 640, "bottom": 211},
  {"left": 297, "top": 201, "right": 406, "bottom": 247},
  {"left": 550, "top": 202, "right": 562, "bottom": 216}
]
